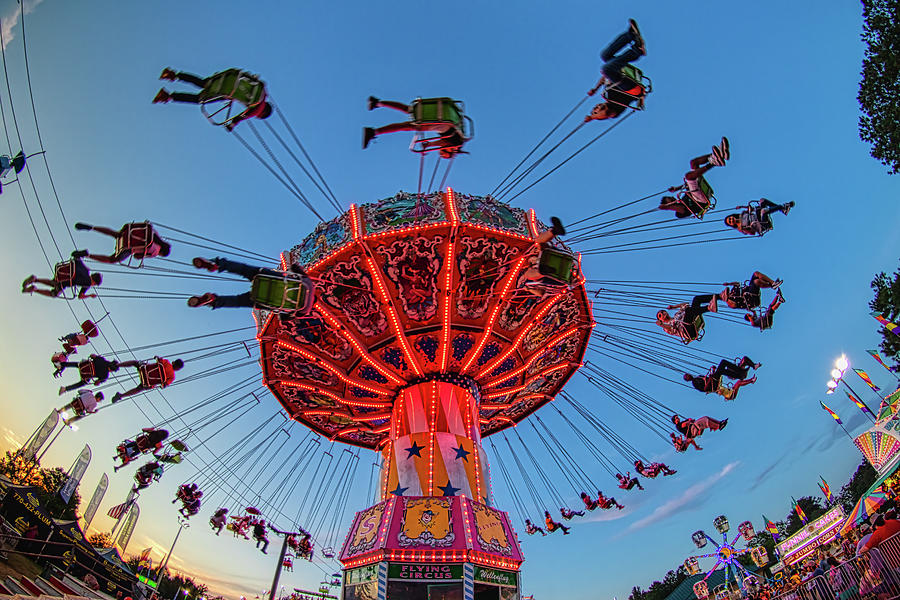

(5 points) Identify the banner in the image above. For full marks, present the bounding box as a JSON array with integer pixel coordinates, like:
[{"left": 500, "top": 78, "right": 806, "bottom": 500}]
[
  {"left": 819, "top": 476, "right": 833, "bottom": 502},
  {"left": 872, "top": 311, "right": 899, "bottom": 336},
  {"left": 116, "top": 503, "right": 139, "bottom": 552},
  {"left": 868, "top": 349, "right": 898, "bottom": 374},
  {"left": 108, "top": 487, "right": 137, "bottom": 526},
  {"left": 22, "top": 411, "right": 59, "bottom": 460},
  {"left": 762, "top": 515, "right": 779, "bottom": 540},
  {"left": 820, "top": 402, "right": 843, "bottom": 424},
  {"left": 138, "top": 547, "right": 152, "bottom": 567},
  {"left": 854, "top": 368, "right": 881, "bottom": 392},
  {"left": 846, "top": 391, "right": 876, "bottom": 417},
  {"left": 792, "top": 497, "right": 808, "bottom": 524},
  {"left": 82, "top": 473, "right": 108, "bottom": 528},
  {"left": 59, "top": 445, "right": 91, "bottom": 504}
]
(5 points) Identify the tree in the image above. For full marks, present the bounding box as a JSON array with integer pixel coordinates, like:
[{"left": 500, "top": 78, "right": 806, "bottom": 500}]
[
  {"left": 0, "top": 451, "right": 81, "bottom": 519},
  {"left": 838, "top": 460, "right": 879, "bottom": 512},
  {"left": 88, "top": 532, "right": 113, "bottom": 548},
  {"left": 783, "top": 496, "right": 826, "bottom": 536},
  {"left": 858, "top": 0, "right": 900, "bottom": 174},
  {"left": 870, "top": 263, "right": 900, "bottom": 369}
]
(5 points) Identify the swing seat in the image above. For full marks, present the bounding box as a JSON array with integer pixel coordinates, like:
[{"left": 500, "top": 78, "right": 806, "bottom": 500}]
[
  {"left": 54, "top": 260, "right": 76, "bottom": 287},
  {"left": 409, "top": 98, "right": 474, "bottom": 155},
  {"left": 537, "top": 248, "right": 576, "bottom": 284},
  {"left": 603, "top": 64, "right": 651, "bottom": 109},
  {"left": 139, "top": 362, "right": 166, "bottom": 388},
  {"left": 321, "top": 546, "right": 334, "bottom": 559},
  {"left": 200, "top": 70, "right": 266, "bottom": 127},
  {"left": 250, "top": 274, "right": 314, "bottom": 313},
  {"left": 115, "top": 222, "right": 155, "bottom": 259},
  {"left": 77, "top": 360, "right": 96, "bottom": 380},
  {"left": 676, "top": 315, "right": 705, "bottom": 344},
  {"left": 677, "top": 175, "right": 716, "bottom": 218}
]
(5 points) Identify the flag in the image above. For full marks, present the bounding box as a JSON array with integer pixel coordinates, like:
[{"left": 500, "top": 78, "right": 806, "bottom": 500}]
[
  {"left": 82, "top": 473, "right": 108, "bottom": 528},
  {"left": 819, "top": 476, "right": 833, "bottom": 502},
  {"left": 820, "top": 402, "right": 842, "bottom": 424},
  {"left": 59, "top": 445, "right": 91, "bottom": 503},
  {"left": 792, "top": 497, "right": 808, "bottom": 524},
  {"left": 872, "top": 312, "right": 899, "bottom": 336},
  {"left": 846, "top": 391, "right": 875, "bottom": 417},
  {"left": 854, "top": 368, "right": 881, "bottom": 392},
  {"left": 763, "top": 515, "right": 779, "bottom": 539},
  {"left": 138, "top": 547, "right": 152, "bottom": 567},
  {"left": 107, "top": 502, "right": 129, "bottom": 520},
  {"left": 868, "top": 349, "right": 898, "bottom": 373}
]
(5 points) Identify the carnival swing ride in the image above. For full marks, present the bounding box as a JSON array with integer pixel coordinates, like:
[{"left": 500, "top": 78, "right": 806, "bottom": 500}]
[
  {"left": 7, "top": 13, "right": 799, "bottom": 597},
  {"left": 684, "top": 516, "right": 771, "bottom": 600}
]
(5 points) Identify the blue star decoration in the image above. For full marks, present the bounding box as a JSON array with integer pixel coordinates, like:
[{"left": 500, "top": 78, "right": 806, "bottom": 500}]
[
  {"left": 405, "top": 441, "right": 425, "bottom": 458},
  {"left": 439, "top": 481, "right": 460, "bottom": 496},
  {"left": 452, "top": 445, "right": 471, "bottom": 462},
  {"left": 389, "top": 483, "right": 408, "bottom": 496}
]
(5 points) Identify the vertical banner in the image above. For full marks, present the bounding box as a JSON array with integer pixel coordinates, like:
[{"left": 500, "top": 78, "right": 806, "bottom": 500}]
[
  {"left": 22, "top": 411, "right": 59, "bottom": 459},
  {"left": 116, "top": 503, "right": 139, "bottom": 552},
  {"left": 59, "top": 445, "right": 92, "bottom": 503},
  {"left": 82, "top": 473, "right": 109, "bottom": 528}
]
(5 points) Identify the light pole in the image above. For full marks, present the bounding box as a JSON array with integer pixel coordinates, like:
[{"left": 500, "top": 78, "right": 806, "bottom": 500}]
[
  {"left": 159, "top": 517, "right": 190, "bottom": 581},
  {"left": 266, "top": 524, "right": 310, "bottom": 600},
  {"left": 827, "top": 354, "right": 877, "bottom": 420}
]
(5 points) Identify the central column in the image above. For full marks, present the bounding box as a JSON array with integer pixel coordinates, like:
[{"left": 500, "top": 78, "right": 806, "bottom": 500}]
[{"left": 379, "top": 378, "right": 489, "bottom": 503}]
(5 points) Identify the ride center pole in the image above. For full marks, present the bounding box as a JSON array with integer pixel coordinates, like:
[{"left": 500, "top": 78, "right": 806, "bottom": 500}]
[{"left": 267, "top": 533, "right": 290, "bottom": 600}]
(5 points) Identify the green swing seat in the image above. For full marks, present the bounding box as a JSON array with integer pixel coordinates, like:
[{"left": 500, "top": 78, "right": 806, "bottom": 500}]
[
  {"left": 679, "top": 175, "right": 716, "bottom": 217},
  {"left": 410, "top": 98, "right": 463, "bottom": 127},
  {"left": 538, "top": 248, "right": 576, "bottom": 285},
  {"left": 202, "top": 69, "right": 266, "bottom": 107},
  {"left": 250, "top": 274, "right": 313, "bottom": 313}
]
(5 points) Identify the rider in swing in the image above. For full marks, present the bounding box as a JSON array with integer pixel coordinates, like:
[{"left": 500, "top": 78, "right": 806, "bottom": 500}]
[
  {"left": 683, "top": 356, "right": 761, "bottom": 395},
  {"left": 656, "top": 294, "right": 719, "bottom": 343},
  {"left": 586, "top": 19, "right": 647, "bottom": 121},
  {"left": 658, "top": 139, "right": 730, "bottom": 218},
  {"left": 633, "top": 460, "right": 676, "bottom": 478},
  {"left": 22, "top": 252, "right": 102, "bottom": 299},
  {"left": 154, "top": 68, "right": 273, "bottom": 131},
  {"left": 111, "top": 356, "right": 184, "bottom": 402},
  {"left": 544, "top": 510, "right": 571, "bottom": 535},
  {"left": 188, "top": 256, "right": 315, "bottom": 313},
  {"left": 524, "top": 519, "right": 546, "bottom": 536},
  {"left": 718, "top": 271, "right": 782, "bottom": 310},
  {"left": 54, "top": 354, "right": 119, "bottom": 395},
  {"left": 363, "top": 96, "right": 468, "bottom": 158},
  {"left": 560, "top": 507, "right": 585, "bottom": 520},
  {"left": 73, "top": 222, "right": 171, "bottom": 264},
  {"left": 59, "top": 389, "right": 104, "bottom": 424},
  {"left": 597, "top": 491, "right": 625, "bottom": 510},
  {"left": 724, "top": 199, "right": 795, "bottom": 236},
  {"left": 745, "top": 288, "right": 786, "bottom": 331},
  {"left": 616, "top": 472, "right": 644, "bottom": 491}
]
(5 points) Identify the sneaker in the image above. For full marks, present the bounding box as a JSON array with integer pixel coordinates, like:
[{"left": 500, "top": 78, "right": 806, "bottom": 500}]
[
  {"left": 719, "top": 136, "right": 730, "bottom": 161},
  {"left": 550, "top": 216, "right": 566, "bottom": 236},
  {"left": 709, "top": 146, "right": 725, "bottom": 167},
  {"left": 111, "top": 392, "right": 123, "bottom": 403},
  {"left": 58, "top": 386, "right": 66, "bottom": 396},
  {"left": 783, "top": 201, "right": 795, "bottom": 215},
  {"left": 71, "top": 249, "right": 88, "bottom": 258},
  {"left": 772, "top": 278, "right": 783, "bottom": 288},
  {"left": 188, "top": 293, "right": 217, "bottom": 307},
  {"left": 628, "top": 19, "right": 646, "bottom": 55},
  {"left": 22, "top": 285, "right": 34, "bottom": 295},
  {"left": 776, "top": 289, "right": 786, "bottom": 303},
  {"left": 152, "top": 89, "right": 171, "bottom": 104},
  {"left": 707, "top": 295, "right": 718, "bottom": 313},
  {"left": 159, "top": 68, "right": 177, "bottom": 81},
  {"left": 367, "top": 96, "right": 379, "bottom": 111},
  {"left": 718, "top": 418, "right": 728, "bottom": 430},
  {"left": 22, "top": 275, "right": 36, "bottom": 289},
  {"left": 363, "top": 127, "right": 376, "bottom": 149},
  {"left": 192, "top": 257, "right": 218, "bottom": 272},
  {"left": 74, "top": 222, "right": 92, "bottom": 231}
]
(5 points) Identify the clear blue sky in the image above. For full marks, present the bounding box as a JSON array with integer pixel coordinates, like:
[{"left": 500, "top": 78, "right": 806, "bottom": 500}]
[{"left": 0, "top": 1, "right": 898, "bottom": 600}]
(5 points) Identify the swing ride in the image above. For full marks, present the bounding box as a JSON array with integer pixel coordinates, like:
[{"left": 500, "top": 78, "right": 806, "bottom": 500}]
[{"left": 1, "top": 7, "right": 809, "bottom": 598}]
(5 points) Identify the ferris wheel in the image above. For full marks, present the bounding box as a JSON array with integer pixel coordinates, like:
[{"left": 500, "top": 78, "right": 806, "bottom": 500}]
[{"left": 683, "top": 515, "right": 770, "bottom": 600}]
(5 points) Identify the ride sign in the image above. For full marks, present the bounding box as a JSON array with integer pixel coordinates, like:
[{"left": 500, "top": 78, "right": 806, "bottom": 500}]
[
  {"left": 387, "top": 563, "right": 463, "bottom": 580},
  {"left": 474, "top": 566, "right": 517, "bottom": 587}
]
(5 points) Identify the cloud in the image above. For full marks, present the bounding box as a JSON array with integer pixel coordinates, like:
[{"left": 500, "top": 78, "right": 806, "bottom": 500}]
[
  {"left": 748, "top": 451, "right": 791, "bottom": 491},
  {"left": 625, "top": 461, "right": 740, "bottom": 533},
  {"left": 1, "top": 0, "right": 44, "bottom": 49}
]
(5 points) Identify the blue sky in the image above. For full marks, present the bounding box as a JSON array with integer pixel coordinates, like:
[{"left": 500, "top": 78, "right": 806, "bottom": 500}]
[{"left": 0, "top": 1, "right": 898, "bottom": 600}]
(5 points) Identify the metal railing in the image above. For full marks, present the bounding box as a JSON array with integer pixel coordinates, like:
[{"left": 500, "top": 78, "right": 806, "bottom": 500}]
[{"left": 771, "top": 531, "right": 900, "bottom": 600}]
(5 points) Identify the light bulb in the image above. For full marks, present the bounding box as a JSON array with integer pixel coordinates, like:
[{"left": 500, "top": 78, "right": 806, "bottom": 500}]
[
  {"left": 836, "top": 355, "right": 849, "bottom": 371},
  {"left": 831, "top": 368, "right": 843, "bottom": 380},
  {"left": 827, "top": 380, "right": 838, "bottom": 389}
]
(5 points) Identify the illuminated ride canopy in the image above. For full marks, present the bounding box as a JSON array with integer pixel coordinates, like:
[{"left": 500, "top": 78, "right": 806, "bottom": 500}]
[{"left": 255, "top": 189, "right": 592, "bottom": 597}]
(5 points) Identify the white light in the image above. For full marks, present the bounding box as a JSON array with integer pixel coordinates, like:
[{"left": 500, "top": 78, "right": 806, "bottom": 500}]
[
  {"left": 827, "top": 380, "right": 838, "bottom": 389},
  {"left": 831, "top": 368, "right": 843, "bottom": 380},
  {"left": 836, "top": 355, "right": 849, "bottom": 372},
  {"left": 826, "top": 389, "right": 834, "bottom": 395}
]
